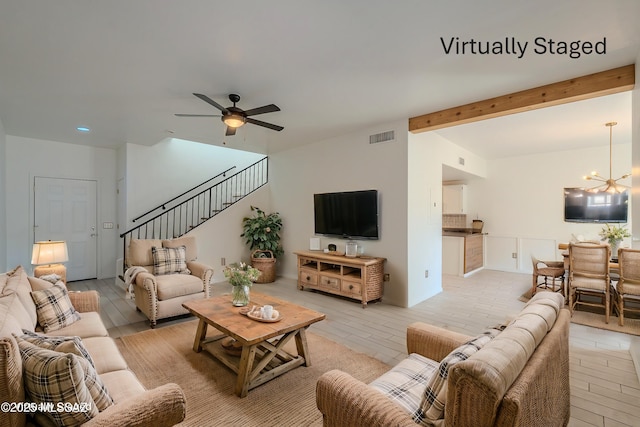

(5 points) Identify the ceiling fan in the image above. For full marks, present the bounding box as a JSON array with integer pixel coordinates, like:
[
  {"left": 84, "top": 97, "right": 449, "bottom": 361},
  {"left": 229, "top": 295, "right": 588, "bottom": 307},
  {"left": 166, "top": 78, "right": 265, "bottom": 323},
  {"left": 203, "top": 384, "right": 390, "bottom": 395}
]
[{"left": 175, "top": 93, "right": 284, "bottom": 136}]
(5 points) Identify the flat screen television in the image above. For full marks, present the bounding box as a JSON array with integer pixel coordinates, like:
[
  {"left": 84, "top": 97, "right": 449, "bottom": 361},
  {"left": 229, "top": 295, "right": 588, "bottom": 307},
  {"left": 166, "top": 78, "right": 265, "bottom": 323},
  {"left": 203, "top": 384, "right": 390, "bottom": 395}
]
[
  {"left": 314, "top": 190, "right": 379, "bottom": 240},
  {"left": 563, "top": 188, "right": 628, "bottom": 223}
]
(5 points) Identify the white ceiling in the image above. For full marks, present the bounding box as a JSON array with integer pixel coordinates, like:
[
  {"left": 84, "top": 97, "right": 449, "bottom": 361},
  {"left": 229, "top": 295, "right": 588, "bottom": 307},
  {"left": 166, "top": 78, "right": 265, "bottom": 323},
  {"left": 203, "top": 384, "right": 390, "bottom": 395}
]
[{"left": 0, "top": 1, "right": 638, "bottom": 157}]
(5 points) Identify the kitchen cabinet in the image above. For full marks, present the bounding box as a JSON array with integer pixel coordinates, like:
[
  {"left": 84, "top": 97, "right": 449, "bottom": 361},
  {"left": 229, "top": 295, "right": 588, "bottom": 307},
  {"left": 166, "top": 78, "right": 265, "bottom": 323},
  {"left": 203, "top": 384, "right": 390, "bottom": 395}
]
[
  {"left": 442, "top": 232, "right": 484, "bottom": 276},
  {"left": 442, "top": 184, "right": 467, "bottom": 214}
]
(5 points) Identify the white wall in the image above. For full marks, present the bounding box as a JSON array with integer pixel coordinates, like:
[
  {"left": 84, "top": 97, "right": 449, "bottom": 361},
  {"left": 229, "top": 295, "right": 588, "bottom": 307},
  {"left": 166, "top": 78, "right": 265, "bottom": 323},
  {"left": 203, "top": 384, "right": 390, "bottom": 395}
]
[
  {"left": 5, "top": 136, "right": 118, "bottom": 278},
  {"left": 122, "top": 138, "right": 264, "bottom": 229},
  {"left": 470, "top": 143, "right": 632, "bottom": 272},
  {"left": 190, "top": 186, "right": 270, "bottom": 283},
  {"left": 0, "top": 118, "right": 6, "bottom": 271},
  {"left": 407, "top": 131, "right": 487, "bottom": 304},
  {"left": 270, "top": 120, "right": 409, "bottom": 307}
]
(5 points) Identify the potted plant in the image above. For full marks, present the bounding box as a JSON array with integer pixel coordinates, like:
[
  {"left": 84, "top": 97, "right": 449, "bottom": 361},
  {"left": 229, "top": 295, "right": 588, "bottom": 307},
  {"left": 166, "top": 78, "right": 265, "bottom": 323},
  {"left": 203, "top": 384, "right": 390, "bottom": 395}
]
[
  {"left": 241, "top": 206, "right": 283, "bottom": 283},
  {"left": 599, "top": 223, "right": 631, "bottom": 258}
]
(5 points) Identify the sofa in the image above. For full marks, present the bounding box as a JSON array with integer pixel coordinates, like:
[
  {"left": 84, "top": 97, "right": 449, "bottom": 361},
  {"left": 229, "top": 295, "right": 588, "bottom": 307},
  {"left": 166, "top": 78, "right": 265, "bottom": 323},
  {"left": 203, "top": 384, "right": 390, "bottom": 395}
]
[
  {"left": 1, "top": 266, "right": 186, "bottom": 427},
  {"left": 125, "top": 236, "right": 214, "bottom": 328},
  {"left": 316, "top": 291, "right": 570, "bottom": 427}
]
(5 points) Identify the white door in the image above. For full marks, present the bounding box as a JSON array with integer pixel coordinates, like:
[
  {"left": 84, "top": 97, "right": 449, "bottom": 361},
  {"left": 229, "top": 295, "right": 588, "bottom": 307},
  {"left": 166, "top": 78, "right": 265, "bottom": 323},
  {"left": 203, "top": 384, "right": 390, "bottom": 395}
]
[{"left": 34, "top": 177, "right": 98, "bottom": 281}]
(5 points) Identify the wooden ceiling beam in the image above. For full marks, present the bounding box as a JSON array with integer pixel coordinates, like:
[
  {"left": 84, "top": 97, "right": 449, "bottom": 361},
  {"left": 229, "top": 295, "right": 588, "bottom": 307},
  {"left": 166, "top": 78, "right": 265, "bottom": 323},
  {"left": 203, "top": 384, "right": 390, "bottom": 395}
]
[{"left": 409, "top": 64, "right": 635, "bottom": 133}]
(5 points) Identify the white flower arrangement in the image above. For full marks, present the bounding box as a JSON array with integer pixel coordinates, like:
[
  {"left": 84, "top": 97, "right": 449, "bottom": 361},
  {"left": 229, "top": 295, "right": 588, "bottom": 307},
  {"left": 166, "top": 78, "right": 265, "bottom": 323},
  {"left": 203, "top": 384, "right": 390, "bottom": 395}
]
[
  {"left": 599, "top": 223, "right": 631, "bottom": 246},
  {"left": 224, "top": 262, "right": 260, "bottom": 287}
]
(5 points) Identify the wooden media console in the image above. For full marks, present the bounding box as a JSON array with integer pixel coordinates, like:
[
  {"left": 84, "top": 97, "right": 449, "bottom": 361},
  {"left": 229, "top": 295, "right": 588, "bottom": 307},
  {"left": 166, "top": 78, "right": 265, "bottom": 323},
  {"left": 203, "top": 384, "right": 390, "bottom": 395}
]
[{"left": 294, "top": 250, "right": 386, "bottom": 307}]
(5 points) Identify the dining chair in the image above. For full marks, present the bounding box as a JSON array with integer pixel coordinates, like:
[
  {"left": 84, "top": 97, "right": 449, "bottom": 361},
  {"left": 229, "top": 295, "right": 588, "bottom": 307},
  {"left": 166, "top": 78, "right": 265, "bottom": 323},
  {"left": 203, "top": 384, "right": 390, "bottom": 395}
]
[
  {"left": 531, "top": 255, "right": 565, "bottom": 297},
  {"left": 568, "top": 242, "right": 611, "bottom": 323},
  {"left": 611, "top": 248, "right": 640, "bottom": 326}
]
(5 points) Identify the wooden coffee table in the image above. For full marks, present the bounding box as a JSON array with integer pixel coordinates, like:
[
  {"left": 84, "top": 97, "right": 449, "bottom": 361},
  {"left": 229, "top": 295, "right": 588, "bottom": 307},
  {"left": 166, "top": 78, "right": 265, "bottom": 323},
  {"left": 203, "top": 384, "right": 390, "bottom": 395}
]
[{"left": 182, "top": 292, "right": 326, "bottom": 397}]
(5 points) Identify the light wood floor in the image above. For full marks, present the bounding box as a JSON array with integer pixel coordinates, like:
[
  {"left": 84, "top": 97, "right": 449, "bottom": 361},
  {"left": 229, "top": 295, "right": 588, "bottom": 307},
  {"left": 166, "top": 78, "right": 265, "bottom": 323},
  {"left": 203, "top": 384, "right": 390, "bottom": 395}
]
[{"left": 68, "top": 269, "right": 640, "bottom": 427}]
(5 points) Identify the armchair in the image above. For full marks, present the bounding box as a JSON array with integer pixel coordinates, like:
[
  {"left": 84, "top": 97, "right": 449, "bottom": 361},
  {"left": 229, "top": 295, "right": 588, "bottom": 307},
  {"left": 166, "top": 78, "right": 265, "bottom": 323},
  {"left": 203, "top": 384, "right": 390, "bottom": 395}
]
[{"left": 125, "top": 236, "right": 213, "bottom": 327}]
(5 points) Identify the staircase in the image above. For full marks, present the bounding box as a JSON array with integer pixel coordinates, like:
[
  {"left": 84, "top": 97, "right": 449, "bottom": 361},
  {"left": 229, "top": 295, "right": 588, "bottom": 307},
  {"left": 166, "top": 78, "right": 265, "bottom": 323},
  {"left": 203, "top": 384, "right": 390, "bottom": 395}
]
[{"left": 120, "top": 157, "right": 268, "bottom": 269}]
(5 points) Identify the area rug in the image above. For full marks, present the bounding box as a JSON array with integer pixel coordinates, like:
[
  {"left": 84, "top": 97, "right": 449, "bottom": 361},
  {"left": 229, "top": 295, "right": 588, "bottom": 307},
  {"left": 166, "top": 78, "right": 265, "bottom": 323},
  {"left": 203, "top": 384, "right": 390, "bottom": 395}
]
[
  {"left": 115, "top": 320, "right": 391, "bottom": 426},
  {"left": 519, "top": 290, "right": 640, "bottom": 336}
]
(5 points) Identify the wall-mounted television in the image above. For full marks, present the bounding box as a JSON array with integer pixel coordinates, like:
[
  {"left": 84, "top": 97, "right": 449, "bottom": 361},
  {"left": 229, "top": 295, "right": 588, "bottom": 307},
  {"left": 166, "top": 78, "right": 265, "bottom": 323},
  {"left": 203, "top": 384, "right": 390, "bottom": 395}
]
[
  {"left": 564, "top": 188, "right": 628, "bottom": 223},
  {"left": 314, "top": 190, "right": 379, "bottom": 240}
]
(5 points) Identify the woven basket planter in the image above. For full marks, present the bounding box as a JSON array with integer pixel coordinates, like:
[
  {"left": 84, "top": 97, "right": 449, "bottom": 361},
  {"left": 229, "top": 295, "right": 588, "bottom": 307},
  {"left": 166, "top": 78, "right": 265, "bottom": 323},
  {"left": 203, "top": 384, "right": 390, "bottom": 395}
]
[{"left": 251, "top": 250, "right": 276, "bottom": 283}]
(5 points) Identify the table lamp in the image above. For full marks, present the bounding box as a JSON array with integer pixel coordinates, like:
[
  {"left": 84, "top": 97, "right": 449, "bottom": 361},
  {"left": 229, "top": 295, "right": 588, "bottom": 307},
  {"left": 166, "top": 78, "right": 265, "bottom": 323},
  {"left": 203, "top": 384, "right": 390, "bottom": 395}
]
[{"left": 31, "top": 240, "right": 69, "bottom": 284}]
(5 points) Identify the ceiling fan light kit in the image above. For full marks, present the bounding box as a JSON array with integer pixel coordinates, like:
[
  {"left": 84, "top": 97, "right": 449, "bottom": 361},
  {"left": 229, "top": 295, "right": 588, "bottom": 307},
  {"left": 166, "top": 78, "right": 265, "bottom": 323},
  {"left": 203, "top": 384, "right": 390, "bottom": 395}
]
[
  {"left": 175, "top": 93, "right": 283, "bottom": 137},
  {"left": 582, "top": 121, "right": 630, "bottom": 194},
  {"left": 223, "top": 114, "right": 246, "bottom": 128}
]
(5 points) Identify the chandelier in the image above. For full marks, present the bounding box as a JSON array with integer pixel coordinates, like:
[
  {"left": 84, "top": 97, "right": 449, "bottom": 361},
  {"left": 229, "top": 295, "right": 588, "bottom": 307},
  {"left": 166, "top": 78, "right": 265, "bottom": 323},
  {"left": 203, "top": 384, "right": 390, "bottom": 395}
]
[{"left": 583, "top": 122, "right": 631, "bottom": 193}]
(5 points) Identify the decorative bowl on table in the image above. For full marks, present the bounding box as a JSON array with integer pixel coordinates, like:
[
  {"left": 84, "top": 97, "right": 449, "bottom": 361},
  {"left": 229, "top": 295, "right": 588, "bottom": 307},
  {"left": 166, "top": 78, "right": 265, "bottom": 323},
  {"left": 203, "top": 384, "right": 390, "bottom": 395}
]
[
  {"left": 221, "top": 337, "right": 243, "bottom": 356},
  {"left": 240, "top": 305, "right": 282, "bottom": 322}
]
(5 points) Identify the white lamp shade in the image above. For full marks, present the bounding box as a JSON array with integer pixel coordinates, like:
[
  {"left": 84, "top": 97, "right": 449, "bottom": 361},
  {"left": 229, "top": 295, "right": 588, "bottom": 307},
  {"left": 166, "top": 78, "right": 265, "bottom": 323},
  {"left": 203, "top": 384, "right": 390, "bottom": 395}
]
[{"left": 31, "top": 241, "right": 69, "bottom": 265}]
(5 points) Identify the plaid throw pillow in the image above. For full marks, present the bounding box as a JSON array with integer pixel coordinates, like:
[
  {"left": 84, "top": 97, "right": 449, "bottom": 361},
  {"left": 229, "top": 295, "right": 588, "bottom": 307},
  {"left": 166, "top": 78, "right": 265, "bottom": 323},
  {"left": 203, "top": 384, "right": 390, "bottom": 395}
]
[
  {"left": 414, "top": 328, "right": 501, "bottom": 426},
  {"left": 19, "top": 330, "right": 96, "bottom": 368},
  {"left": 370, "top": 353, "right": 439, "bottom": 416},
  {"left": 75, "top": 355, "right": 114, "bottom": 411},
  {"left": 30, "top": 284, "right": 81, "bottom": 333},
  {"left": 152, "top": 245, "right": 190, "bottom": 275},
  {"left": 18, "top": 338, "right": 100, "bottom": 426}
]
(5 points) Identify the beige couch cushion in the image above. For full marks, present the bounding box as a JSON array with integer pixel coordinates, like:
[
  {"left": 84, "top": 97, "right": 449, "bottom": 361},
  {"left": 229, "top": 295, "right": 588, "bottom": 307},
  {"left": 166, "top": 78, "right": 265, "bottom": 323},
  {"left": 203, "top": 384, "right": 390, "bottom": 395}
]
[
  {"left": 156, "top": 274, "right": 203, "bottom": 301},
  {"left": 1, "top": 292, "right": 34, "bottom": 333},
  {"left": 99, "top": 370, "right": 147, "bottom": 404},
  {"left": 127, "top": 239, "right": 163, "bottom": 267},
  {"left": 163, "top": 236, "right": 198, "bottom": 261},
  {"left": 3, "top": 266, "right": 39, "bottom": 329},
  {"left": 82, "top": 337, "right": 129, "bottom": 375},
  {"left": 45, "top": 311, "right": 108, "bottom": 338},
  {"left": 522, "top": 291, "right": 563, "bottom": 328},
  {"left": 0, "top": 294, "right": 26, "bottom": 337},
  {"left": 459, "top": 292, "right": 563, "bottom": 399}
]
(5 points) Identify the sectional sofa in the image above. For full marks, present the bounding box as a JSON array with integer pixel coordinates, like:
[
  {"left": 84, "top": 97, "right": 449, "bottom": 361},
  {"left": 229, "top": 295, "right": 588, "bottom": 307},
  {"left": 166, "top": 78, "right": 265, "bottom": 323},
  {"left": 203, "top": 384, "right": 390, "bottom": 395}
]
[{"left": 0, "top": 266, "right": 186, "bottom": 427}]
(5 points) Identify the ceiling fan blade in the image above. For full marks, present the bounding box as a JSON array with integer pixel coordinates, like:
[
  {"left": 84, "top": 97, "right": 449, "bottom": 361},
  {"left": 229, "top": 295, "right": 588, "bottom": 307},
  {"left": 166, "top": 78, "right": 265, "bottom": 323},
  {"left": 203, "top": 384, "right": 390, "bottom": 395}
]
[
  {"left": 246, "top": 117, "right": 284, "bottom": 131},
  {"left": 193, "top": 93, "right": 228, "bottom": 113},
  {"left": 174, "top": 114, "right": 221, "bottom": 117},
  {"left": 243, "top": 104, "right": 281, "bottom": 116},
  {"left": 225, "top": 126, "right": 237, "bottom": 136}
]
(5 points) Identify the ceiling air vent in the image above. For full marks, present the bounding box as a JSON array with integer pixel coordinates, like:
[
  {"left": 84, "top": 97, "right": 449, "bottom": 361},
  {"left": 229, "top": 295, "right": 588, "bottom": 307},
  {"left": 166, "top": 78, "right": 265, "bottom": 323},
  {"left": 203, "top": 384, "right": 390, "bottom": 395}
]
[{"left": 369, "top": 130, "right": 395, "bottom": 144}]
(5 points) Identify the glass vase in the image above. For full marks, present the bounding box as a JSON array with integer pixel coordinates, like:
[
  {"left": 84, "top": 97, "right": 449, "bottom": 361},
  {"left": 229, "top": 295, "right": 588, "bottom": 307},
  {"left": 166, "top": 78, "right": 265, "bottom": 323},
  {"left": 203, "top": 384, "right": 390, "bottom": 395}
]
[{"left": 232, "top": 285, "right": 250, "bottom": 306}]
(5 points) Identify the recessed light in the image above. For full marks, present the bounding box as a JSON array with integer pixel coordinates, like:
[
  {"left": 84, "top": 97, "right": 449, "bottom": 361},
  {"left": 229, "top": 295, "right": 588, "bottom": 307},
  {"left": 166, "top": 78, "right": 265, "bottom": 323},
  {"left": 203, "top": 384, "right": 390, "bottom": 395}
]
[{"left": 76, "top": 126, "right": 91, "bottom": 132}]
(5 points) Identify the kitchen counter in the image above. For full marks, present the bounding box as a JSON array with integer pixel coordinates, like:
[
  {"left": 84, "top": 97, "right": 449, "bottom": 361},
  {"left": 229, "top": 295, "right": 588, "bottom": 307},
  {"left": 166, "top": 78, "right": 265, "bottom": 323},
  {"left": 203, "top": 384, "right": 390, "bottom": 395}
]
[
  {"left": 442, "top": 232, "right": 484, "bottom": 276},
  {"left": 443, "top": 229, "right": 477, "bottom": 236}
]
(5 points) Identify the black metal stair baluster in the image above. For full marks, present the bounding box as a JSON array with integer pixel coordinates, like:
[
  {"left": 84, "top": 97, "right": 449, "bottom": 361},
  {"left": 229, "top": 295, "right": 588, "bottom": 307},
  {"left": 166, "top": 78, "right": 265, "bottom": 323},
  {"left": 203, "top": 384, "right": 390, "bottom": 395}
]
[{"left": 120, "top": 158, "right": 268, "bottom": 265}]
